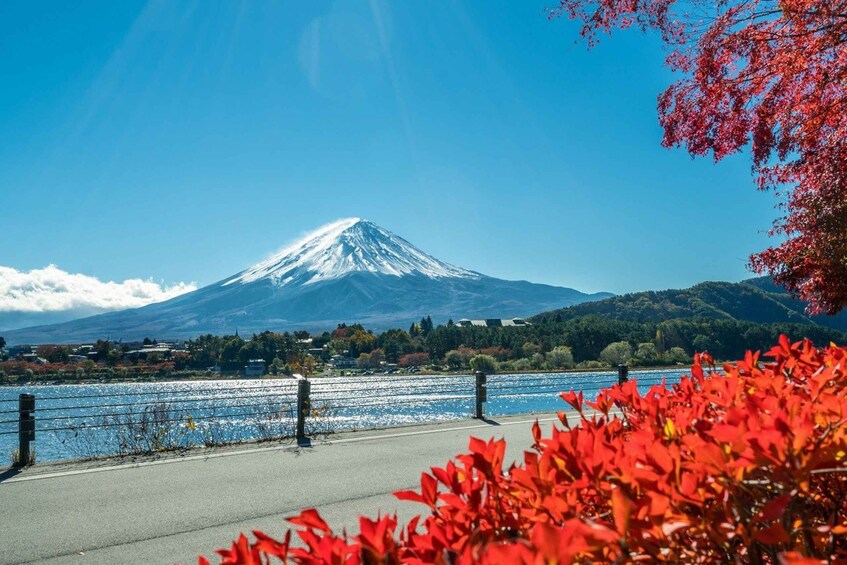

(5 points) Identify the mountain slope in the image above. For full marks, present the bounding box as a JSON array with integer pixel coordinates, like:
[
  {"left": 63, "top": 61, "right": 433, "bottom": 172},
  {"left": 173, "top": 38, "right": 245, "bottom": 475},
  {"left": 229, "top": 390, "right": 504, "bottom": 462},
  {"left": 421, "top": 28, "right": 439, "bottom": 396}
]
[
  {"left": 225, "top": 218, "right": 476, "bottom": 286},
  {"left": 531, "top": 278, "right": 847, "bottom": 331},
  {"left": 4, "top": 219, "right": 611, "bottom": 343}
]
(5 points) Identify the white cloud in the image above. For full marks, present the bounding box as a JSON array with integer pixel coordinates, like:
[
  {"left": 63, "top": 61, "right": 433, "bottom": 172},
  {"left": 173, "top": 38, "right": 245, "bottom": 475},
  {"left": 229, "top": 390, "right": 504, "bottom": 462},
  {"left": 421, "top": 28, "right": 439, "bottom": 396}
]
[{"left": 0, "top": 265, "right": 197, "bottom": 313}]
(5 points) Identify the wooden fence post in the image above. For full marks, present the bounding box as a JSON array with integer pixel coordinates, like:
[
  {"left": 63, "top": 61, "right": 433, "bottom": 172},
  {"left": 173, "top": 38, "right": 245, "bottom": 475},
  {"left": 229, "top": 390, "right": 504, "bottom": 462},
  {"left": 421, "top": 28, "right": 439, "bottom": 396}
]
[
  {"left": 618, "top": 364, "right": 629, "bottom": 386},
  {"left": 296, "top": 379, "right": 310, "bottom": 444},
  {"left": 16, "top": 393, "right": 35, "bottom": 467},
  {"left": 474, "top": 371, "right": 487, "bottom": 419}
]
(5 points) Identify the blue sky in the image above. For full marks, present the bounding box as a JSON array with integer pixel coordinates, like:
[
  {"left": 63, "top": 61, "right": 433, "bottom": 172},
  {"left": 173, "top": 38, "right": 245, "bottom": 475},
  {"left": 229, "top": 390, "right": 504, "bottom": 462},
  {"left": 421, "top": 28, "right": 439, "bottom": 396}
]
[{"left": 0, "top": 0, "right": 776, "bottom": 300}]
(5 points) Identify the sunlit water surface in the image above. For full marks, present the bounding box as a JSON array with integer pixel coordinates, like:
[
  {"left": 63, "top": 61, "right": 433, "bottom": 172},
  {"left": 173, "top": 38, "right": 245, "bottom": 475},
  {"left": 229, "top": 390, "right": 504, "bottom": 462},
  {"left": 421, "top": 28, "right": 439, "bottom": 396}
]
[{"left": 0, "top": 369, "right": 688, "bottom": 462}]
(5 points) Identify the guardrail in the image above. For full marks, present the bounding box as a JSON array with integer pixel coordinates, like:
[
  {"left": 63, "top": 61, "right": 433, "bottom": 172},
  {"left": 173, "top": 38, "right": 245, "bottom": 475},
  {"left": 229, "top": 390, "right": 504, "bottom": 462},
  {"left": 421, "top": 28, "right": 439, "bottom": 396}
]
[{"left": 0, "top": 366, "right": 683, "bottom": 466}]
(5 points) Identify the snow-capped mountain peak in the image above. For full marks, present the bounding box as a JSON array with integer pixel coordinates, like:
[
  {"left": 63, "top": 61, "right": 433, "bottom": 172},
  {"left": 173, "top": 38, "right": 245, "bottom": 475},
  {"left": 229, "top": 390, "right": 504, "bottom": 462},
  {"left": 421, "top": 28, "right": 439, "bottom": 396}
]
[
  {"left": 224, "top": 218, "right": 478, "bottom": 287},
  {"left": 5, "top": 217, "right": 612, "bottom": 342}
]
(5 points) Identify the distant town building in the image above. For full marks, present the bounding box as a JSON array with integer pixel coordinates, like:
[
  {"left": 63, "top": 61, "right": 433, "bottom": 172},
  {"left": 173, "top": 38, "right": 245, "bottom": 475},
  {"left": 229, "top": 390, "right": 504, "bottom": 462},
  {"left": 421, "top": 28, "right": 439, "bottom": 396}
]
[
  {"left": 455, "top": 318, "right": 530, "bottom": 328},
  {"left": 145, "top": 342, "right": 174, "bottom": 350},
  {"left": 500, "top": 318, "right": 530, "bottom": 327},
  {"left": 244, "top": 359, "right": 266, "bottom": 377},
  {"left": 20, "top": 354, "right": 48, "bottom": 365},
  {"left": 330, "top": 355, "right": 356, "bottom": 369},
  {"left": 124, "top": 347, "right": 174, "bottom": 361},
  {"left": 308, "top": 347, "right": 326, "bottom": 360}
]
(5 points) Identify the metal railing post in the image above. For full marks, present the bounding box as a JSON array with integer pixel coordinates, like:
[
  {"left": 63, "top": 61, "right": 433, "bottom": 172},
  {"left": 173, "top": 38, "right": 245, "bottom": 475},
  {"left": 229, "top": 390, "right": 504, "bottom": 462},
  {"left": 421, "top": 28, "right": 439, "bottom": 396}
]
[
  {"left": 474, "top": 371, "right": 487, "bottom": 419},
  {"left": 618, "top": 364, "right": 629, "bottom": 386},
  {"left": 296, "top": 378, "right": 311, "bottom": 443},
  {"left": 17, "top": 393, "right": 35, "bottom": 467}
]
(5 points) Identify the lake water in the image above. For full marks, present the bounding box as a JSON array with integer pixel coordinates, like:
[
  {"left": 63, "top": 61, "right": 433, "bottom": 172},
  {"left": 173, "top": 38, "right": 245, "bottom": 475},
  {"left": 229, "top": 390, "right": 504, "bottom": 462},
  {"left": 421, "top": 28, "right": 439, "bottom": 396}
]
[{"left": 0, "top": 368, "right": 689, "bottom": 463}]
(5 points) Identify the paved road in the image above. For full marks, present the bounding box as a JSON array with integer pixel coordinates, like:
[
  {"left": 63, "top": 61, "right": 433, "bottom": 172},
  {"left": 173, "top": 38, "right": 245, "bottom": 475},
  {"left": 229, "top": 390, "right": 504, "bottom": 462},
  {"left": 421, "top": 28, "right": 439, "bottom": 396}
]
[{"left": 0, "top": 413, "right": 560, "bottom": 564}]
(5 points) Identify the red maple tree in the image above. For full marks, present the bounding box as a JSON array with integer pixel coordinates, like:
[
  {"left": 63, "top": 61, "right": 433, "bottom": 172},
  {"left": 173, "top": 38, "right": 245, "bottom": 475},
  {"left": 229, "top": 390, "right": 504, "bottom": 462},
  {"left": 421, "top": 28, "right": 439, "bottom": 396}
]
[{"left": 550, "top": 1, "right": 847, "bottom": 314}]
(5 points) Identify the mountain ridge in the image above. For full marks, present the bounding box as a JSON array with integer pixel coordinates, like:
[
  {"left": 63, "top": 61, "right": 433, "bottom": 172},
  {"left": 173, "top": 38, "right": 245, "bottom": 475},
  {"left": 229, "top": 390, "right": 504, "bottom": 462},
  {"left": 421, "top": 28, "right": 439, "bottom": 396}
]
[
  {"left": 531, "top": 278, "right": 847, "bottom": 331},
  {"left": 3, "top": 219, "right": 611, "bottom": 344}
]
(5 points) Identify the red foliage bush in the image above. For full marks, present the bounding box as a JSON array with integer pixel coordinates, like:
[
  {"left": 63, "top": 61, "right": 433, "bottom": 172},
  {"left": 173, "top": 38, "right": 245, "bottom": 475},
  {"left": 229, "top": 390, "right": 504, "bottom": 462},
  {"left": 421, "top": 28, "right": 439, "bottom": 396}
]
[
  {"left": 201, "top": 337, "right": 847, "bottom": 563},
  {"left": 0, "top": 360, "right": 78, "bottom": 376},
  {"left": 398, "top": 352, "right": 430, "bottom": 368}
]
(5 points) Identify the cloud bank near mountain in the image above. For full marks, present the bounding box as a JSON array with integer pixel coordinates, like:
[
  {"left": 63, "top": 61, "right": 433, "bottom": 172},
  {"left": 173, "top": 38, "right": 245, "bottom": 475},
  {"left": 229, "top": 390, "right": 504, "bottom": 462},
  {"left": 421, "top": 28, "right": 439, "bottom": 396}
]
[{"left": 0, "top": 265, "right": 196, "bottom": 331}]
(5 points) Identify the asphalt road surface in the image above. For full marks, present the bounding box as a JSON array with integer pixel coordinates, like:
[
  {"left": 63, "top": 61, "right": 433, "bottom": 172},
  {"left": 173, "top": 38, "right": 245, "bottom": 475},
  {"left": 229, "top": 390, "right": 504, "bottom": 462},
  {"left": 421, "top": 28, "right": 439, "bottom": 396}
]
[{"left": 0, "top": 413, "right": 561, "bottom": 564}]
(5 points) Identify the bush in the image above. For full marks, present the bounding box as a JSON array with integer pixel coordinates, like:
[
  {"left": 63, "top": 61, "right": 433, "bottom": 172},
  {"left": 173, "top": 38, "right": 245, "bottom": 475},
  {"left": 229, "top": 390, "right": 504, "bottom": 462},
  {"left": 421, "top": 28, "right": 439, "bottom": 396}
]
[
  {"left": 545, "top": 345, "right": 575, "bottom": 370},
  {"left": 520, "top": 342, "right": 541, "bottom": 358},
  {"left": 398, "top": 352, "right": 430, "bottom": 368},
  {"left": 444, "top": 348, "right": 474, "bottom": 370},
  {"left": 468, "top": 354, "right": 497, "bottom": 374},
  {"left": 635, "top": 342, "right": 660, "bottom": 364},
  {"left": 356, "top": 353, "right": 370, "bottom": 369},
  {"left": 204, "top": 337, "right": 847, "bottom": 564},
  {"left": 529, "top": 352, "right": 545, "bottom": 370},
  {"left": 664, "top": 346, "right": 690, "bottom": 364},
  {"left": 270, "top": 358, "right": 285, "bottom": 375},
  {"left": 599, "top": 340, "right": 632, "bottom": 366},
  {"left": 576, "top": 359, "right": 606, "bottom": 370}
]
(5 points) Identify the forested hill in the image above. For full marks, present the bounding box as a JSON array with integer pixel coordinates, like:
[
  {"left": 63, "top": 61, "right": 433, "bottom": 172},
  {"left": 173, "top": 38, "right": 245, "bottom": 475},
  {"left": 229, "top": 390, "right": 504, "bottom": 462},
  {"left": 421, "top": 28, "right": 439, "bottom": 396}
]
[{"left": 531, "top": 279, "right": 847, "bottom": 332}]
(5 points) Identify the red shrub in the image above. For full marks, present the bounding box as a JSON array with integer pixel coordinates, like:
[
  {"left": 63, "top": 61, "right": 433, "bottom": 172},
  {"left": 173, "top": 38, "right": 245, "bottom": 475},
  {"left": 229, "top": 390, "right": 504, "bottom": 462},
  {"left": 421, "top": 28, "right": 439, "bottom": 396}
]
[
  {"left": 398, "top": 352, "right": 430, "bottom": 368},
  {"left": 201, "top": 337, "right": 847, "bottom": 563},
  {"left": 0, "top": 360, "right": 72, "bottom": 376}
]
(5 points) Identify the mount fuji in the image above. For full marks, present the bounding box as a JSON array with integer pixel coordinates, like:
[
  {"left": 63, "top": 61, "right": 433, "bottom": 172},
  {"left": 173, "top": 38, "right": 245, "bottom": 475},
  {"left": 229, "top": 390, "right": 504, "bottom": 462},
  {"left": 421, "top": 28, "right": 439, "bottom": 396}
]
[{"left": 5, "top": 219, "right": 611, "bottom": 343}]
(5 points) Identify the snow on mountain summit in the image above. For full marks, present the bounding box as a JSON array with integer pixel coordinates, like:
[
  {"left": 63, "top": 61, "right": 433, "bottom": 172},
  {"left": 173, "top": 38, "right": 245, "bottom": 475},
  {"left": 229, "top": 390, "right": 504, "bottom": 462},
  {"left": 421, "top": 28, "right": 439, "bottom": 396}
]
[{"left": 224, "top": 218, "right": 478, "bottom": 287}]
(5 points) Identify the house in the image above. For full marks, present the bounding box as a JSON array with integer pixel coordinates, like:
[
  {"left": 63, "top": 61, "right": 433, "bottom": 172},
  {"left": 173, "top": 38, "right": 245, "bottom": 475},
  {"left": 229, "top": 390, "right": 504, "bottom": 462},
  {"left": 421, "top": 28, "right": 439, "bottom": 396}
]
[
  {"left": 308, "top": 347, "right": 327, "bottom": 361},
  {"left": 20, "top": 354, "right": 48, "bottom": 365},
  {"left": 244, "top": 359, "right": 266, "bottom": 377},
  {"left": 124, "top": 347, "right": 173, "bottom": 361},
  {"left": 330, "top": 355, "right": 356, "bottom": 369}
]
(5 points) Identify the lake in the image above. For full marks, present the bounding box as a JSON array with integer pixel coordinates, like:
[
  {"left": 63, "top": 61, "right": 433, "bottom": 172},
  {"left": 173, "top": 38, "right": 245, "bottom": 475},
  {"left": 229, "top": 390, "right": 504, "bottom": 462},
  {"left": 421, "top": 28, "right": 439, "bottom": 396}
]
[{"left": 0, "top": 368, "right": 689, "bottom": 463}]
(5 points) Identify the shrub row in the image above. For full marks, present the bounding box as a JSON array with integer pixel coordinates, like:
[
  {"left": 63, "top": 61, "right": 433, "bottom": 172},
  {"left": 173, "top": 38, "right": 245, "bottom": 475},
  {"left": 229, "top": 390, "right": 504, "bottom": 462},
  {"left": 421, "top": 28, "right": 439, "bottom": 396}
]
[{"left": 202, "top": 336, "right": 847, "bottom": 563}]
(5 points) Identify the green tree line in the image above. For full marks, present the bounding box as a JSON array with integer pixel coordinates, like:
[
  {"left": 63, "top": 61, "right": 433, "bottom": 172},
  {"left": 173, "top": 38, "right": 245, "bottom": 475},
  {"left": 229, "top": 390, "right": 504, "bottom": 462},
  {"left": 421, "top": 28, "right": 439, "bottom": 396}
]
[{"left": 4, "top": 314, "right": 844, "bottom": 380}]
